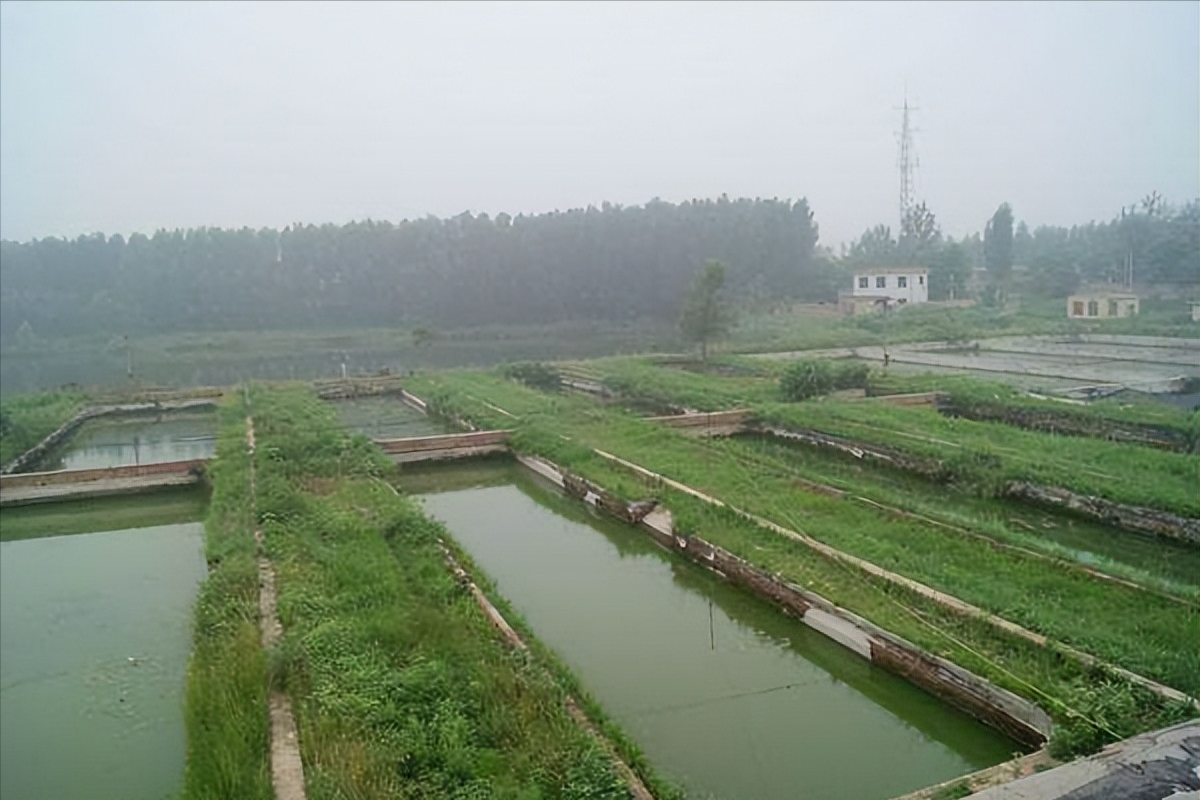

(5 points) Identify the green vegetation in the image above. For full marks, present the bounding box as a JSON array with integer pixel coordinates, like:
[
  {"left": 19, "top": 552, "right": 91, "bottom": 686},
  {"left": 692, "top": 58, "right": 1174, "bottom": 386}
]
[
  {"left": 779, "top": 359, "right": 871, "bottom": 401},
  {"left": 182, "top": 396, "right": 271, "bottom": 800},
  {"left": 240, "top": 384, "right": 676, "bottom": 799},
  {"left": 736, "top": 434, "right": 1200, "bottom": 600},
  {"left": 726, "top": 301, "right": 1069, "bottom": 355},
  {"left": 573, "top": 356, "right": 780, "bottom": 412},
  {"left": 0, "top": 389, "right": 86, "bottom": 464},
  {"left": 404, "top": 369, "right": 1198, "bottom": 757},
  {"left": 865, "top": 372, "right": 1198, "bottom": 451},
  {"left": 500, "top": 361, "right": 563, "bottom": 393},
  {"left": 561, "top": 359, "right": 1198, "bottom": 516},
  {"left": 679, "top": 260, "right": 734, "bottom": 362},
  {"left": 756, "top": 401, "right": 1199, "bottom": 517}
]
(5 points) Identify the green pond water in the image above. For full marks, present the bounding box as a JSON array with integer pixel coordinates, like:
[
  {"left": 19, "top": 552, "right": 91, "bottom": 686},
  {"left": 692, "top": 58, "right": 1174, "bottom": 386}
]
[
  {"left": 330, "top": 395, "right": 450, "bottom": 439},
  {"left": 0, "top": 513, "right": 206, "bottom": 800},
  {"left": 408, "top": 464, "right": 1018, "bottom": 800},
  {"left": 40, "top": 411, "right": 217, "bottom": 472}
]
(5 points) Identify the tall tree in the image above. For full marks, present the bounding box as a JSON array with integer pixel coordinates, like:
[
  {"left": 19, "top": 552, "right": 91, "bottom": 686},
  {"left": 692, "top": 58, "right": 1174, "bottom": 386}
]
[
  {"left": 679, "top": 260, "right": 732, "bottom": 363},
  {"left": 899, "top": 202, "right": 941, "bottom": 263},
  {"left": 984, "top": 203, "right": 1014, "bottom": 304}
]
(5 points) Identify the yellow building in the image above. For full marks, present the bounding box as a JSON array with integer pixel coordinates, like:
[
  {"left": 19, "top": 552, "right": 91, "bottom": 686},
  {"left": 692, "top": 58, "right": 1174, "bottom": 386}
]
[{"left": 1067, "top": 289, "right": 1139, "bottom": 320}]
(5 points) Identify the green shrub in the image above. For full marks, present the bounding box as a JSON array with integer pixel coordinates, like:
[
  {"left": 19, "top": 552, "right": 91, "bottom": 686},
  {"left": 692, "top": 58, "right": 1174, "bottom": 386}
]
[
  {"left": 500, "top": 361, "right": 562, "bottom": 393},
  {"left": 780, "top": 359, "right": 871, "bottom": 401}
]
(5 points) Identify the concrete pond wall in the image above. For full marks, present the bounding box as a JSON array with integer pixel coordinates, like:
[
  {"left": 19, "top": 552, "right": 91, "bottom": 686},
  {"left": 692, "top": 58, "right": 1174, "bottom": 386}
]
[{"left": 515, "top": 453, "right": 1054, "bottom": 749}]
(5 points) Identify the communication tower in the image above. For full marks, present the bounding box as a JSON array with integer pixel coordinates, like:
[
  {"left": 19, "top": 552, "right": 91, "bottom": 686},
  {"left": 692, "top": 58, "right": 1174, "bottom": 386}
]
[{"left": 897, "top": 94, "right": 919, "bottom": 227}]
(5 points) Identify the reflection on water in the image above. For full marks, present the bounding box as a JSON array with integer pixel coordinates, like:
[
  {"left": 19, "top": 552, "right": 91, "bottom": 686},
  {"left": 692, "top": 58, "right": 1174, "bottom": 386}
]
[
  {"left": 41, "top": 413, "right": 216, "bottom": 472},
  {"left": 0, "top": 522, "right": 206, "bottom": 800},
  {"left": 330, "top": 396, "right": 450, "bottom": 439},
  {"left": 417, "top": 473, "right": 1017, "bottom": 800}
]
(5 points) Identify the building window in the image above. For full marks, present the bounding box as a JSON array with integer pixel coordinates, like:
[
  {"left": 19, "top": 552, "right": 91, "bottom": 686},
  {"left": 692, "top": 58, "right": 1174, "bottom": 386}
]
[
  {"left": 898, "top": 276, "right": 908, "bottom": 288},
  {"left": 876, "top": 276, "right": 887, "bottom": 288},
  {"left": 858, "top": 276, "right": 868, "bottom": 289},
  {"left": 1087, "top": 301, "right": 1099, "bottom": 317},
  {"left": 1072, "top": 301, "right": 1084, "bottom": 316},
  {"left": 1108, "top": 300, "right": 1118, "bottom": 317},
  {"left": 919, "top": 275, "right": 925, "bottom": 285},
  {"left": 1126, "top": 302, "right": 1137, "bottom": 316}
]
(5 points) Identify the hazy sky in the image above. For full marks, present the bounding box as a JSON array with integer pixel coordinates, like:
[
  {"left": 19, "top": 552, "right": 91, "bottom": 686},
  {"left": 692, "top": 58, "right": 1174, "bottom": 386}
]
[{"left": 1, "top": 1, "right": 1196, "bottom": 248}]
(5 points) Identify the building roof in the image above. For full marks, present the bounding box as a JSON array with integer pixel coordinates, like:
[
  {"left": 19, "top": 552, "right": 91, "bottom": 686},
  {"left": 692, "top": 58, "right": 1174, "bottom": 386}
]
[
  {"left": 855, "top": 266, "right": 928, "bottom": 275},
  {"left": 1069, "top": 290, "right": 1139, "bottom": 300}
]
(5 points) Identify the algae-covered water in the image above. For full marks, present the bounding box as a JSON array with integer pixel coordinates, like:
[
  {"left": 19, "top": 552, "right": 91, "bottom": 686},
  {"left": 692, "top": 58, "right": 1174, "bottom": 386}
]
[
  {"left": 409, "top": 464, "right": 1017, "bottom": 800},
  {"left": 0, "top": 518, "right": 206, "bottom": 800}
]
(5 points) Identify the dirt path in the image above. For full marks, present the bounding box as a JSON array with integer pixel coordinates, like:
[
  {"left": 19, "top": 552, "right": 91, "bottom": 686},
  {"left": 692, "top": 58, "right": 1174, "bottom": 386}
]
[{"left": 246, "top": 417, "right": 307, "bottom": 800}]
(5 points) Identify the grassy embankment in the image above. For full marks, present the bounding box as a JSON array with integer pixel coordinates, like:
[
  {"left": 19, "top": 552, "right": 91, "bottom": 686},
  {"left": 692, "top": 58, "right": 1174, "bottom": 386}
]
[
  {"left": 184, "top": 383, "right": 678, "bottom": 800},
  {"left": 0, "top": 389, "right": 88, "bottom": 465},
  {"left": 556, "top": 359, "right": 1200, "bottom": 591},
  {"left": 754, "top": 401, "right": 1199, "bottom": 518},
  {"left": 725, "top": 296, "right": 1198, "bottom": 356},
  {"left": 864, "top": 372, "right": 1199, "bottom": 451},
  {"left": 405, "top": 369, "right": 1198, "bottom": 758},
  {"left": 570, "top": 358, "right": 1199, "bottom": 518}
]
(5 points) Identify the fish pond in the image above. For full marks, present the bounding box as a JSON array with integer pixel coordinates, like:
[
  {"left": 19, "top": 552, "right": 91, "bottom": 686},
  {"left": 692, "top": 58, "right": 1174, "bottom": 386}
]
[
  {"left": 0, "top": 491, "right": 207, "bottom": 800},
  {"left": 330, "top": 395, "right": 451, "bottom": 439},
  {"left": 400, "top": 460, "right": 1019, "bottom": 800},
  {"left": 37, "top": 410, "right": 217, "bottom": 472}
]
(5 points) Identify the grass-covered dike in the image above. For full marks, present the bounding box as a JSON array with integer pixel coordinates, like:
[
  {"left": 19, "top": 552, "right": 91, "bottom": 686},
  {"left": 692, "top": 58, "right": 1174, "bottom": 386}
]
[{"left": 182, "top": 383, "right": 677, "bottom": 799}]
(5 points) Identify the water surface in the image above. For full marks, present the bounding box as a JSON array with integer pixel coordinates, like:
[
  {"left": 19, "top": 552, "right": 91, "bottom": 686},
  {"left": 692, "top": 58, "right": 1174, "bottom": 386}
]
[
  {"left": 0, "top": 522, "right": 206, "bottom": 800},
  {"left": 414, "top": 468, "right": 1017, "bottom": 800},
  {"left": 330, "top": 395, "right": 449, "bottom": 439},
  {"left": 42, "top": 412, "right": 216, "bottom": 472}
]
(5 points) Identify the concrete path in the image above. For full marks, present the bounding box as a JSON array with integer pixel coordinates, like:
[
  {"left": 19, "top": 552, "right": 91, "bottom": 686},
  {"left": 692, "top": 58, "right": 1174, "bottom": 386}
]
[{"left": 969, "top": 720, "right": 1199, "bottom": 799}]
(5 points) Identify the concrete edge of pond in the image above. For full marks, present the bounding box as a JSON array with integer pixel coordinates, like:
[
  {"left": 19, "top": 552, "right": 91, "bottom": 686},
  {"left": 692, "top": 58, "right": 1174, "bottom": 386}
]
[
  {"left": 965, "top": 719, "right": 1200, "bottom": 800},
  {"left": 0, "top": 459, "right": 208, "bottom": 506},
  {"left": 585, "top": 447, "right": 1198, "bottom": 712},
  {"left": 2, "top": 398, "right": 219, "bottom": 475},
  {"left": 513, "top": 453, "right": 1055, "bottom": 750}
]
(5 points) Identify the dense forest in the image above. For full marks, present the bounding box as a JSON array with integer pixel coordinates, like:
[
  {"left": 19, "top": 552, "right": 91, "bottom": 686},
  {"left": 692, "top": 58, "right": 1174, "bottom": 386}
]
[
  {"left": 1, "top": 195, "right": 1196, "bottom": 341},
  {"left": 0, "top": 197, "right": 824, "bottom": 339}
]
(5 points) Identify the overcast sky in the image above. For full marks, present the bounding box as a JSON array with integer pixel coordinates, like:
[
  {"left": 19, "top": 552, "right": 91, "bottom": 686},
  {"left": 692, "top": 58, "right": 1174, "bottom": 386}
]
[{"left": 1, "top": 0, "right": 1196, "bottom": 248}]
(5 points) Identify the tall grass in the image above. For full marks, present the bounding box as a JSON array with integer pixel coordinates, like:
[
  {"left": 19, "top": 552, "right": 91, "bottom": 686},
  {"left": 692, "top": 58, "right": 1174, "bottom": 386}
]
[
  {"left": 246, "top": 384, "right": 677, "bottom": 799},
  {"left": 864, "top": 372, "right": 1198, "bottom": 450},
  {"left": 0, "top": 388, "right": 87, "bottom": 464},
  {"left": 181, "top": 396, "right": 271, "bottom": 800},
  {"left": 757, "top": 401, "right": 1200, "bottom": 516}
]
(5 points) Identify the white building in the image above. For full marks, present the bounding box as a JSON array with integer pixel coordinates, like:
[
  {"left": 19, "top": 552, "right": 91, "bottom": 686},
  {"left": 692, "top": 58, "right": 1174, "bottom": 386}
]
[{"left": 839, "top": 267, "right": 929, "bottom": 315}]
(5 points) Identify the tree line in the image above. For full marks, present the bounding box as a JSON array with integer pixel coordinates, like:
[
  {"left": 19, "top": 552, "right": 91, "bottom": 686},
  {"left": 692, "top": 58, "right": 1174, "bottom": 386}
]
[
  {"left": 1, "top": 193, "right": 1195, "bottom": 342},
  {"left": 0, "top": 196, "right": 823, "bottom": 339},
  {"left": 839, "top": 196, "right": 1199, "bottom": 304}
]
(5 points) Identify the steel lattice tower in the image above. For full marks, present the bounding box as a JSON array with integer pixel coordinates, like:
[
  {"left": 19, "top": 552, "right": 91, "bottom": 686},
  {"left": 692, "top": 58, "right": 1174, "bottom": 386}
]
[{"left": 897, "top": 94, "right": 919, "bottom": 227}]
